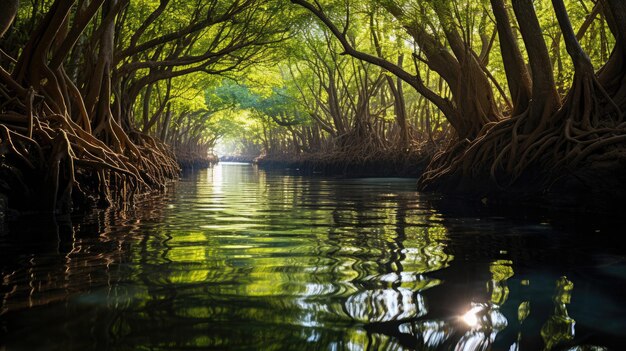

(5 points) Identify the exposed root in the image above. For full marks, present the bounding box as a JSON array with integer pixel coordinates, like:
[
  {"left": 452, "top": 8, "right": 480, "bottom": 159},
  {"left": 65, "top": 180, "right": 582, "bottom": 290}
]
[
  {"left": 419, "top": 64, "right": 626, "bottom": 200},
  {"left": 257, "top": 127, "right": 434, "bottom": 177},
  {"left": 0, "top": 69, "right": 180, "bottom": 214}
]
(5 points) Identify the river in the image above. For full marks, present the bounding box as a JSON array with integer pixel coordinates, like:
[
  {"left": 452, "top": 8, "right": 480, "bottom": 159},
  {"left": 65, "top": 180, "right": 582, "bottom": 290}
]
[{"left": 1, "top": 162, "right": 625, "bottom": 350}]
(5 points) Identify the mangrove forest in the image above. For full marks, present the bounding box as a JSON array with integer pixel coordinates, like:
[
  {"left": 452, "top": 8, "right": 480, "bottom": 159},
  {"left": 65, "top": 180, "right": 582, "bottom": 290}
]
[
  {"left": 1, "top": 0, "right": 626, "bottom": 350},
  {"left": 1, "top": 0, "right": 625, "bottom": 213}
]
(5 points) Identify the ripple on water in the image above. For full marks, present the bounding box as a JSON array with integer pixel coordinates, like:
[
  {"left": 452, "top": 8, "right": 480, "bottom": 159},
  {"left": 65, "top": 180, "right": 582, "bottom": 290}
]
[{"left": 1, "top": 163, "right": 626, "bottom": 350}]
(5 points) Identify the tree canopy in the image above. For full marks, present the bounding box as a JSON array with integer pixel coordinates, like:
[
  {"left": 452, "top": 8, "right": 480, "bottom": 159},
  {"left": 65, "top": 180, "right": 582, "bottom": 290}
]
[{"left": 1, "top": 0, "right": 625, "bottom": 212}]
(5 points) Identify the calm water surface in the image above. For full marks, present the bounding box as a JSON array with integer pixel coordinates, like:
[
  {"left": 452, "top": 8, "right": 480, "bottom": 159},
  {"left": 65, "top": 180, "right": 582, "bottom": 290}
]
[{"left": 1, "top": 163, "right": 625, "bottom": 350}]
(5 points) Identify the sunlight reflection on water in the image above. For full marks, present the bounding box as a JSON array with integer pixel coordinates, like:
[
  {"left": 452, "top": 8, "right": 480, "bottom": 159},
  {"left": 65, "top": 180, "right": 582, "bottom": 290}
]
[{"left": 0, "top": 163, "right": 624, "bottom": 350}]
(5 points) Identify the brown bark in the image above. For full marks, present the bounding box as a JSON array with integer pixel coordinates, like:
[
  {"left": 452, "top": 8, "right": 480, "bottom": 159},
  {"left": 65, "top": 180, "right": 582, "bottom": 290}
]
[
  {"left": 158, "top": 103, "right": 172, "bottom": 141},
  {"left": 87, "top": 0, "right": 116, "bottom": 130},
  {"left": 1, "top": 0, "right": 183, "bottom": 213},
  {"left": 388, "top": 58, "right": 409, "bottom": 149},
  {"left": 49, "top": 0, "right": 105, "bottom": 70},
  {"left": 551, "top": 0, "right": 604, "bottom": 132},
  {"left": 381, "top": 2, "right": 460, "bottom": 89},
  {"left": 602, "top": 0, "right": 626, "bottom": 42},
  {"left": 292, "top": 0, "right": 463, "bottom": 137},
  {"left": 512, "top": 0, "right": 561, "bottom": 130},
  {"left": 369, "top": 17, "right": 409, "bottom": 148},
  {"left": 142, "top": 83, "right": 154, "bottom": 132},
  {"left": 553, "top": 0, "right": 592, "bottom": 70},
  {"left": 14, "top": 0, "right": 76, "bottom": 106},
  {"left": 0, "top": 0, "right": 19, "bottom": 39},
  {"left": 490, "top": 0, "right": 532, "bottom": 115},
  {"left": 399, "top": 2, "right": 502, "bottom": 138},
  {"left": 598, "top": 0, "right": 626, "bottom": 100}
]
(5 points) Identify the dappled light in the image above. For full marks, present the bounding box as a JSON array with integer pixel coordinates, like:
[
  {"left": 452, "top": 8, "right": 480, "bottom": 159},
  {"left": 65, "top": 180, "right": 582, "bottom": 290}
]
[
  {"left": 2, "top": 164, "right": 626, "bottom": 350},
  {"left": 1, "top": 0, "right": 626, "bottom": 349},
  {"left": 2, "top": 0, "right": 623, "bottom": 210}
]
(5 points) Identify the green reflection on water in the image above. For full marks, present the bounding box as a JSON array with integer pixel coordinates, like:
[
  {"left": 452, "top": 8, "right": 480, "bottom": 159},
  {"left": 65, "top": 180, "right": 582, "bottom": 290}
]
[
  {"left": 541, "top": 276, "right": 576, "bottom": 351},
  {"left": 0, "top": 164, "right": 623, "bottom": 350},
  {"left": 112, "top": 165, "right": 454, "bottom": 348}
]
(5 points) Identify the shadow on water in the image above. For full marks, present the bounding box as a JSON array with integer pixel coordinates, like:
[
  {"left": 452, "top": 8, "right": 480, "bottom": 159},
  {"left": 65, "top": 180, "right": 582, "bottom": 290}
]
[{"left": 1, "top": 162, "right": 625, "bottom": 350}]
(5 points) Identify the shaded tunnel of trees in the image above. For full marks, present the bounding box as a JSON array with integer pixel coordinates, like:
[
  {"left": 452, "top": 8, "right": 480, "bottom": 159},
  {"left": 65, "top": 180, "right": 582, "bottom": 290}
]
[{"left": 1, "top": 0, "right": 625, "bottom": 214}]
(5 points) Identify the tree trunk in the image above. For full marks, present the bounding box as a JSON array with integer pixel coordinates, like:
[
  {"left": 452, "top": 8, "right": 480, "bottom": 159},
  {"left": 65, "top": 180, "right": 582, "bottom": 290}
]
[
  {"left": 142, "top": 83, "right": 154, "bottom": 131},
  {"left": 552, "top": 0, "right": 592, "bottom": 70},
  {"left": 159, "top": 103, "right": 172, "bottom": 141},
  {"left": 490, "top": 0, "right": 532, "bottom": 115},
  {"left": 512, "top": 0, "right": 561, "bottom": 130},
  {"left": 424, "top": 2, "right": 502, "bottom": 139},
  {"left": 387, "top": 55, "right": 409, "bottom": 149},
  {"left": 598, "top": 0, "right": 626, "bottom": 101},
  {"left": 0, "top": 0, "right": 19, "bottom": 39}
]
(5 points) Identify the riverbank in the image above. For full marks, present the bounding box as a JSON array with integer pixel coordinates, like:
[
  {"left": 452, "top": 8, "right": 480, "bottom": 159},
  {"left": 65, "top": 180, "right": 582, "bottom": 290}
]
[
  {"left": 253, "top": 148, "right": 626, "bottom": 215},
  {"left": 255, "top": 149, "right": 429, "bottom": 177},
  {"left": 419, "top": 148, "right": 626, "bottom": 215},
  {"left": 176, "top": 151, "right": 219, "bottom": 169},
  {"left": 219, "top": 155, "right": 257, "bottom": 163}
]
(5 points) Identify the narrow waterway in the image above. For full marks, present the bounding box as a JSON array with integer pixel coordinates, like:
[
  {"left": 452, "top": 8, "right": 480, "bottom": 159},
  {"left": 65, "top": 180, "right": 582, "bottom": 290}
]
[{"left": 1, "top": 163, "right": 625, "bottom": 350}]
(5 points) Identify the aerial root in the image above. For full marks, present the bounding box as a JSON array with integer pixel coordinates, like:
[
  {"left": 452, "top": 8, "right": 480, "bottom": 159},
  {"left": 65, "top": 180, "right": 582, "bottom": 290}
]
[
  {"left": 419, "top": 67, "right": 626, "bottom": 193},
  {"left": 0, "top": 72, "right": 179, "bottom": 213}
]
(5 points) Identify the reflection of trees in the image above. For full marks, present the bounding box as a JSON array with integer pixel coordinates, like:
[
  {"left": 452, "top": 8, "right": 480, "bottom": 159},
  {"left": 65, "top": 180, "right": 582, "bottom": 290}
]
[
  {"left": 367, "top": 199, "right": 613, "bottom": 351},
  {"left": 452, "top": 260, "right": 512, "bottom": 350},
  {"left": 0, "top": 190, "right": 172, "bottom": 348},
  {"left": 105, "top": 171, "right": 458, "bottom": 348},
  {"left": 541, "top": 277, "right": 575, "bottom": 351},
  {"left": 379, "top": 256, "right": 596, "bottom": 351},
  {"left": 1, "top": 166, "right": 618, "bottom": 350},
  {"left": 344, "top": 288, "right": 426, "bottom": 323},
  {"left": 0, "top": 202, "right": 164, "bottom": 314},
  {"left": 321, "top": 182, "right": 454, "bottom": 349}
]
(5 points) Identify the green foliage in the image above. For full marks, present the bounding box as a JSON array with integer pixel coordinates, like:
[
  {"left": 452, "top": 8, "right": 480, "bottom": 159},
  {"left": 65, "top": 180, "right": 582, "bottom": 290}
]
[
  {"left": 6, "top": 0, "right": 610, "bottom": 157},
  {"left": 171, "top": 0, "right": 614, "bottom": 157}
]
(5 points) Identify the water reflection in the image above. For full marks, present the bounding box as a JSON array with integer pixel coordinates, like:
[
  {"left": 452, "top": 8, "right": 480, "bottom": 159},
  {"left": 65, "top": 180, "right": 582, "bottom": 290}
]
[
  {"left": 344, "top": 288, "right": 426, "bottom": 323},
  {"left": 0, "top": 163, "right": 625, "bottom": 350},
  {"left": 541, "top": 277, "right": 576, "bottom": 350}
]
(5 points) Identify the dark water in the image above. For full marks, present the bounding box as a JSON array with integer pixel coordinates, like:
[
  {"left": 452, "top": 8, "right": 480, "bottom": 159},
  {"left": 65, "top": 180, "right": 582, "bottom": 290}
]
[{"left": 1, "top": 163, "right": 625, "bottom": 350}]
